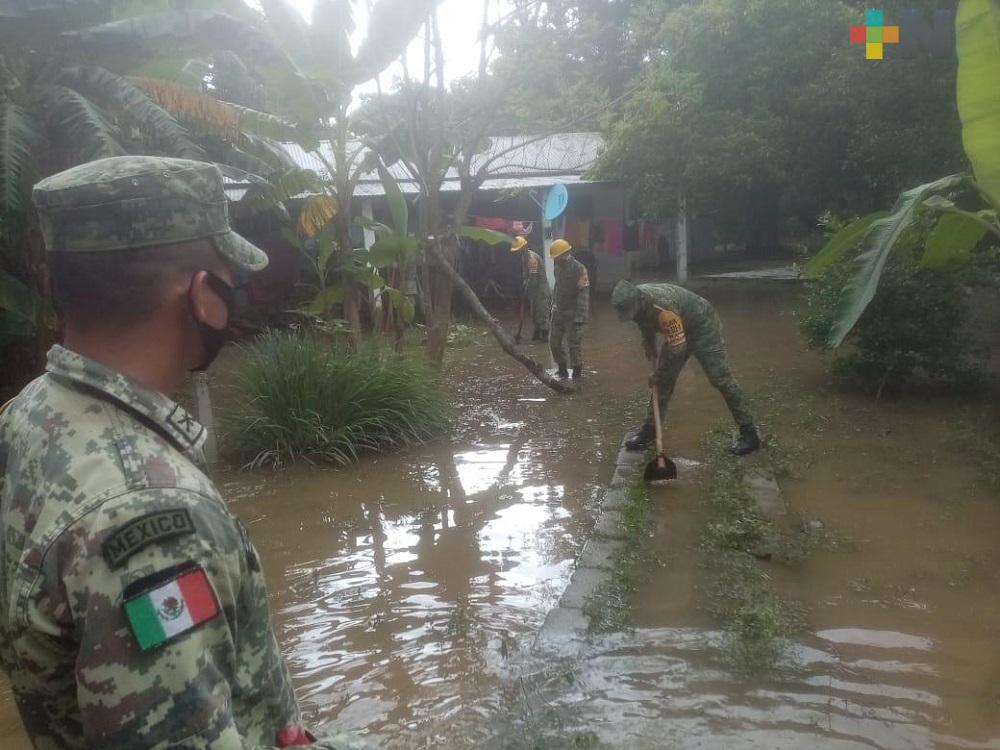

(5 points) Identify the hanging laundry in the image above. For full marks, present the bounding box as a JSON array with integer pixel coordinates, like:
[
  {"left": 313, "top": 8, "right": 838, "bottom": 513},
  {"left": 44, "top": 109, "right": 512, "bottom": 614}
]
[
  {"left": 601, "top": 220, "right": 625, "bottom": 256},
  {"left": 475, "top": 216, "right": 509, "bottom": 231}
]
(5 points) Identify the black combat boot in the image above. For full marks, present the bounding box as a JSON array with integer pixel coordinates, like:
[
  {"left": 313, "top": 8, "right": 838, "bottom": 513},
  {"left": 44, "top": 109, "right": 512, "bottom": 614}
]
[
  {"left": 571, "top": 367, "right": 583, "bottom": 380},
  {"left": 730, "top": 425, "right": 761, "bottom": 456},
  {"left": 625, "top": 422, "right": 656, "bottom": 451},
  {"left": 556, "top": 365, "right": 570, "bottom": 379}
]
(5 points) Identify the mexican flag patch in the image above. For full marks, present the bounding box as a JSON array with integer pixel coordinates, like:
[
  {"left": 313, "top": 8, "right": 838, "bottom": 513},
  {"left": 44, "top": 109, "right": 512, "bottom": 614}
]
[{"left": 124, "top": 566, "right": 220, "bottom": 651}]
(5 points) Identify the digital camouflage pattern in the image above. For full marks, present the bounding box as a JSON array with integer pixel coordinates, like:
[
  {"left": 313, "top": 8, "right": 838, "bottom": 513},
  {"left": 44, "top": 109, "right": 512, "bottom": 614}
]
[
  {"left": 613, "top": 282, "right": 755, "bottom": 430},
  {"left": 32, "top": 156, "right": 268, "bottom": 272},
  {"left": 0, "top": 345, "right": 369, "bottom": 749},
  {"left": 521, "top": 249, "right": 551, "bottom": 335},
  {"left": 549, "top": 255, "right": 590, "bottom": 369}
]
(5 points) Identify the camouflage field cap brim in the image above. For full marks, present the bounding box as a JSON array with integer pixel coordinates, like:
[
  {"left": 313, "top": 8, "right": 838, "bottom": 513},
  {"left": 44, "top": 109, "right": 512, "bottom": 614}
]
[
  {"left": 32, "top": 155, "right": 269, "bottom": 272},
  {"left": 611, "top": 279, "right": 640, "bottom": 321}
]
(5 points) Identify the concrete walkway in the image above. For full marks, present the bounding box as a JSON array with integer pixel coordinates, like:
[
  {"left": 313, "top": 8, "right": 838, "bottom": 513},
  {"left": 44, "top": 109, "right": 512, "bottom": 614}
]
[{"left": 533, "top": 438, "right": 646, "bottom": 656}]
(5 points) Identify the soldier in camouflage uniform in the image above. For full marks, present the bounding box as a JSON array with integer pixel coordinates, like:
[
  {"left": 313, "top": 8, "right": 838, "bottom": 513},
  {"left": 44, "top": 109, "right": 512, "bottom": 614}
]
[
  {"left": 0, "top": 156, "right": 369, "bottom": 749},
  {"left": 510, "top": 236, "right": 551, "bottom": 342},
  {"left": 611, "top": 280, "right": 761, "bottom": 456},
  {"left": 548, "top": 239, "right": 589, "bottom": 380}
]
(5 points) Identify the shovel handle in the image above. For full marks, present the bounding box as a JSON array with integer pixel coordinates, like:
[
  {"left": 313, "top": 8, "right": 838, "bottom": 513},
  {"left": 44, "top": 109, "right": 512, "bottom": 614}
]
[{"left": 651, "top": 382, "right": 665, "bottom": 458}]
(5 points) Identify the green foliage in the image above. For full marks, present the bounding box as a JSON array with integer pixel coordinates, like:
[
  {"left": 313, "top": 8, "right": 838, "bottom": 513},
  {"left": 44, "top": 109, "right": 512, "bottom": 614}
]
[
  {"left": 957, "top": 0, "right": 1000, "bottom": 208},
  {"left": 802, "top": 212, "right": 888, "bottom": 279},
  {"left": 593, "top": 0, "right": 965, "bottom": 249},
  {"left": 458, "top": 226, "right": 514, "bottom": 246},
  {"left": 801, "top": 235, "right": 988, "bottom": 394},
  {"left": 0, "top": 269, "right": 57, "bottom": 340},
  {"left": 225, "top": 331, "right": 450, "bottom": 468},
  {"left": 583, "top": 478, "right": 657, "bottom": 634},
  {"left": 805, "top": 0, "right": 1000, "bottom": 346},
  {"left": 923, "top": 212, "right": 989, "bottom": 270},
  {"left": 824, "top": 174, "right": 969, "bottom": 348},
  {"left": 0, "top": 102, "right": 36, "bottom": 229},
  {"left": 698, "top": 429, "right": 804, "bottom": 674}
]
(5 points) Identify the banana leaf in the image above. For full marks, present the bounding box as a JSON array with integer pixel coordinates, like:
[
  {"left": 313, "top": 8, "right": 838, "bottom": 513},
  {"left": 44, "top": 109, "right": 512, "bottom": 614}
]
[
  {"left": 459, "top": 226, "right": 514, "bottom": 246},
  {"left": 802, "top": 212, "right": 888, "bottom": 279},
  {"left": 957, "top": 0, "right": 1000, "bottom": 209},
  {"left": 922, "top": 212, "right": 989, "bottom": 269},
  {"left": 826, "top": 173, "right": 967, "bottom": 349}
]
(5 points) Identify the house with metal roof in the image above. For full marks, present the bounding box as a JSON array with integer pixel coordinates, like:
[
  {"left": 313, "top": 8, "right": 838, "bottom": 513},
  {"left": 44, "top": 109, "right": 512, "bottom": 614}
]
[{"left": 235, "top": 132, "right": 684, "bottom": 309}]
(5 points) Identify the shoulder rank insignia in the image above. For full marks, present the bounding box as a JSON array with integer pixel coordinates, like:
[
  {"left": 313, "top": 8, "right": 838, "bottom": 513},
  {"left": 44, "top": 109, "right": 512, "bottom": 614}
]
[
  {"left": 103, "top": 509, "right": 195, "bottom": 569},
  {"left": 657, "top": 309, "right": 687, "bottom": 347},
  {"left": 123, "top": 564, "right": 220, "bottom": 651}
]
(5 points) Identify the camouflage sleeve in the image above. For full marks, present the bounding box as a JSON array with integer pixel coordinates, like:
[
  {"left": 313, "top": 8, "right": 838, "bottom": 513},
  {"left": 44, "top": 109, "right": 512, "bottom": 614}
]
[
  {"left": 49, "top": 487, "right": 359, "bottom": 749},
  {"left": 574, "top": 266, "right": 590, "bottom": 324}
]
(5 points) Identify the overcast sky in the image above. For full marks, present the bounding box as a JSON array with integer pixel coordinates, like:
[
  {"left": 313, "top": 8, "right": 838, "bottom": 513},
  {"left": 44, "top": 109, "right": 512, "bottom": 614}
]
[{"left": 287, "top": 0, "right": 513, "bottom": 96}]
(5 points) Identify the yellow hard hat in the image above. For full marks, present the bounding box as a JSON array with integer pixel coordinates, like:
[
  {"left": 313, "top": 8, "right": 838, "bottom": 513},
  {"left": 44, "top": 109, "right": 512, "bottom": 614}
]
[
  {"left": 549, "top": 239, "right": 572, "bottom": 259},
  {"left": 511, "top": 236, "right": 528, "bottom": 253}
]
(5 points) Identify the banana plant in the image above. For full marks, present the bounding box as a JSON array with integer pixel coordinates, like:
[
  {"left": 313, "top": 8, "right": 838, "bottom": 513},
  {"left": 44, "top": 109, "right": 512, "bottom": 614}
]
[{"left": 810, "top": 0, "right": 1000, "bottom": 349}]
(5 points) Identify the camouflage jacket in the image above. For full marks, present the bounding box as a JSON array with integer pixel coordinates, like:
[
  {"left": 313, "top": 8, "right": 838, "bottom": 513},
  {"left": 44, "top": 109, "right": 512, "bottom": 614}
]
[
  {"left": 634, "top": 283, "right": 714, "bottom": 357},
  {"left": 551, "top": 257, "right": 590, "bottom": 324},
  {"left": 522, "top": 250, "right": 551, "bottom": 301},
  {"left": 0, "top": 346, "right": 365, "bottom": 750}
]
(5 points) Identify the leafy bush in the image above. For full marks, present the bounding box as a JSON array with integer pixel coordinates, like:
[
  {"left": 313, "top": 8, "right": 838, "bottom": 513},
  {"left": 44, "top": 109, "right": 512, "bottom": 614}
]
[
  {"left": 226, "top": 331, "right": 449, "bottom": 468},
  {"left": 801, "top": 236, "right": 988, "bottom": 395}
]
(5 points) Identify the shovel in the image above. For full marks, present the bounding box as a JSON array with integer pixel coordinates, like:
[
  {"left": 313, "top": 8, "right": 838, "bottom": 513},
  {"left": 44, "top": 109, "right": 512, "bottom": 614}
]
[{"left": 644, "top": 383, "right": 678, "bottom": 482}]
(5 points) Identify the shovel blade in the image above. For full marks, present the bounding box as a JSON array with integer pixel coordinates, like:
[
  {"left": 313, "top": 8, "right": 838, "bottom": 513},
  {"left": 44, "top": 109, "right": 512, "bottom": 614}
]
[{"left": 644, "top": 454, "right": 678, "bottom": 482}]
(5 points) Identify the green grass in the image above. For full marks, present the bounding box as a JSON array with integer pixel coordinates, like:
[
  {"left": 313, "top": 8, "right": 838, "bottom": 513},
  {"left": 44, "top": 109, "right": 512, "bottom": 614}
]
[
  {"left": 225, "top": 330, "right": 450, "bottom": 468},
  {"left": 698, "top": 427, "right": 805, "bottom": 675},
  {"left": 583, "top": 478, "right": 658, "bottom": 633}
]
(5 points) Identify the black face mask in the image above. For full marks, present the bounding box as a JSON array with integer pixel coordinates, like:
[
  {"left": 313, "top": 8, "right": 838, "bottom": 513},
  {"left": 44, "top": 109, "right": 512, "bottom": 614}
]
[{"left": 190, "top": 272, "right": 241, "bottom": 372}]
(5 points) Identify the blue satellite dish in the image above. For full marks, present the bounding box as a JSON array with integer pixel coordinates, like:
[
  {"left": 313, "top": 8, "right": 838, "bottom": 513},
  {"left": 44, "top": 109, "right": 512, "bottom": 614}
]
[{"left": 544, "top": 184, "right": 569, "bottom": 221}]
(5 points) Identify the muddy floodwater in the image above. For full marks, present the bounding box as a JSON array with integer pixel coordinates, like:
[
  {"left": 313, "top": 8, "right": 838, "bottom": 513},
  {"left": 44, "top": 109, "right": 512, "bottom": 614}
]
[{"left": 2, "top": 281, "right": 998, "bottom": 749}]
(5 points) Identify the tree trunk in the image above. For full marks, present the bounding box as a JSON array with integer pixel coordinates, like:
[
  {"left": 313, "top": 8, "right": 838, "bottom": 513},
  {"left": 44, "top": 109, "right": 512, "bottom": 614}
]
[
  {"left": 425, "top": 242, "right": 573, "bottom": 394},
  {"left": 425, "top": 237, "right": 454, "bottom": 367}
]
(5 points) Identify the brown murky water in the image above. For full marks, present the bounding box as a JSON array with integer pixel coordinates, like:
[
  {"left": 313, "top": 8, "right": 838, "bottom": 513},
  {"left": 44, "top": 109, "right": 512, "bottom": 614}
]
[{"left": 2, "top": 281, "right": 997, "bottom": 748}]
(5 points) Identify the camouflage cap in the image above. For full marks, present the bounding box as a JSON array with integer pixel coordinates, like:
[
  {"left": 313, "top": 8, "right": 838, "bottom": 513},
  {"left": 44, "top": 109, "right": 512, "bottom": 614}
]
[
  {"left": 32, "top": 156, "right": 268, "bottom": 272},
  {"left": 611, "top": 280, "right": 641, "bottom": 321}
]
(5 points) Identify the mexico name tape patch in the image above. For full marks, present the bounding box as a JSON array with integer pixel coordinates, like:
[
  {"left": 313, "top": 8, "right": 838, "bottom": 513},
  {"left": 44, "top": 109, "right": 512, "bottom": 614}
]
[
  {"left": 103, "top": 509, "right": 195, "bottom": 569},
  {"left": 124, "top": 566, "right": 219, "bottom": 651}
]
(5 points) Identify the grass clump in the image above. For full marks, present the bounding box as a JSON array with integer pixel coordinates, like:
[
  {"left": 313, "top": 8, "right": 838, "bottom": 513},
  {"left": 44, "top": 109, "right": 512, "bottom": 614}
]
[
  {"left": 699, "top": 428, "right": 805, "bottom": 674},
  {"left": 226, "top": 330, "right": 449, "bottom": 468},
  {"left": 584, "top": 478, "right": 658, "bottom": 633}
]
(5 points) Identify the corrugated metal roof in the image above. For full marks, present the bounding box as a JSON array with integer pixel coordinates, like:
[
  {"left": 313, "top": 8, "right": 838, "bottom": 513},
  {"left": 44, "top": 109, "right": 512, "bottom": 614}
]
[{"left": 276, "top": 132, "right": 605, "bottom": 197}]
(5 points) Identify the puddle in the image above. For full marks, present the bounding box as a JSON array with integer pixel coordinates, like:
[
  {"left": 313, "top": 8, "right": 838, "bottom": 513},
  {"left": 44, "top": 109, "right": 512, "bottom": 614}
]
[{"left": 2, "top": 282, "right": 997, "bottom": 748}]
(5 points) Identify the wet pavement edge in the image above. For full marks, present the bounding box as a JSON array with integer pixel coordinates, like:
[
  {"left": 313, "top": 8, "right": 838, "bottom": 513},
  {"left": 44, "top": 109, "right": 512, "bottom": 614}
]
[{"left": 532, "top": 437, "right": 647, "bottom": 656}]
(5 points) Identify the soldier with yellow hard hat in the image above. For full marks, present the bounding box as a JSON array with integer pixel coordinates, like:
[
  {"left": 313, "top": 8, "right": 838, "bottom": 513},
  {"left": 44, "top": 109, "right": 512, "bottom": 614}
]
[
  {"left": 510, "top": 236, "right": 551, "bottom": 342},
  {"left": 548, "top": 239, "right": 589, "bottom": 379}
]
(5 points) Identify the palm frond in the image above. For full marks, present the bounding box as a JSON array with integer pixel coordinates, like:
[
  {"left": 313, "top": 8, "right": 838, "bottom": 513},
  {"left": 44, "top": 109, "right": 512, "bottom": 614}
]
[
  {"left": 129, "top": 76, "right": 302, "bottom": 147},
  {"left": 130, "top": 75, "right": 241, "bottom": 141},
  {"left": 240, "top": 132, "right": 296, "bottom": 172},
  {"left": 238, "top": 166, "right": 323, "bottom": 214},
  {"left": 0, "top": 101, "right": 37, "bottom": 222},
  {"left": 228, "top": 101, "right": 302, "bottom": 142},
  {"left": 56, "top": 66, "right": 204, "bottom": 159},
  {"left": 39, "top": 84, "right": 125, "bottom": 161}
]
